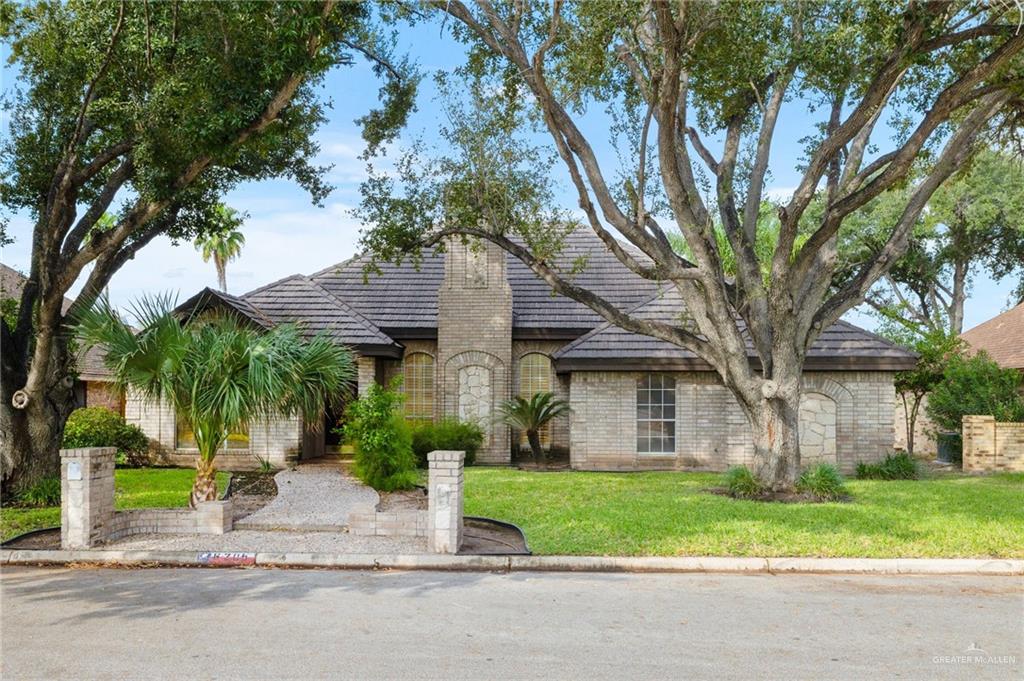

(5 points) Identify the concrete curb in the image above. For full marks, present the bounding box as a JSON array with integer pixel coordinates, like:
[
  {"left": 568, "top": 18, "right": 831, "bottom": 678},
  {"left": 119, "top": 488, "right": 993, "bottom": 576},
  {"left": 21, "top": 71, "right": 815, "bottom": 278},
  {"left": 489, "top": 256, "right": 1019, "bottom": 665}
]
[{"left": 1, "top": 549, "right": 1022, "bottom": 575}]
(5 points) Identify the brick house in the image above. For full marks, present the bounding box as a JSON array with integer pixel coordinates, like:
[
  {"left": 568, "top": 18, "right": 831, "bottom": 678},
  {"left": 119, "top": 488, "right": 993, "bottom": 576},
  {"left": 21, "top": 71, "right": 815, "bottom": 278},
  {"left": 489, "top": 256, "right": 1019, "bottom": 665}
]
[{"left": 127, "top": 229, "right": 915, "bottom": 472}]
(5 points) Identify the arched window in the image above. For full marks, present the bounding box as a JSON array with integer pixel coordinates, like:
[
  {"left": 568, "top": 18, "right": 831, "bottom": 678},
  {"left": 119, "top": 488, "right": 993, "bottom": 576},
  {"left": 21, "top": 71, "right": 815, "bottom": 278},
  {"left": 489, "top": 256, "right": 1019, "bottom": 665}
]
[
  {"left": 636, "top": 374, "right": 676, "bottom": 455},
  {"left": 518, "top": 353, "right": 553, "bottom": 447},
  {"left": 403, "top": 352, "right": 435, "bottom": 423}
]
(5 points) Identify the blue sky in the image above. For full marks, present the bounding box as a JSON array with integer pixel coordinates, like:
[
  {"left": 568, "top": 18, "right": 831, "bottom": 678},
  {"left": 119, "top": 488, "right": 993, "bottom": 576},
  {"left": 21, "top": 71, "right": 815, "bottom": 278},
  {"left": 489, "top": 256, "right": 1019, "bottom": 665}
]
[{"left": 1, "top": 17, "right": 1017, "bottom": 333}]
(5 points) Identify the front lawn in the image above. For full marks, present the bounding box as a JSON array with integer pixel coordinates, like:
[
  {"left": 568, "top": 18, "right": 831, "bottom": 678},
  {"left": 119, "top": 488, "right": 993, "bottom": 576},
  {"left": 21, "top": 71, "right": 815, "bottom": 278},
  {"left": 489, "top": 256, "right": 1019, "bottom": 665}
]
[
  {"left": 1, "top": 468, "right": 230, "bottom": 541},
  {"left": 464, "top": 469, "right": 1024, "bottom": 558}
]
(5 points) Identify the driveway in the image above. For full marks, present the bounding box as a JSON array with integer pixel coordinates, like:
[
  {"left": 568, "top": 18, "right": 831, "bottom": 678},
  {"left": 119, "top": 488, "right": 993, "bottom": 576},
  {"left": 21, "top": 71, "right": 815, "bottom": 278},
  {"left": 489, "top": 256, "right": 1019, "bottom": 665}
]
[{"left": 1, "top": 567, "right": 1021, "bottom": 680}]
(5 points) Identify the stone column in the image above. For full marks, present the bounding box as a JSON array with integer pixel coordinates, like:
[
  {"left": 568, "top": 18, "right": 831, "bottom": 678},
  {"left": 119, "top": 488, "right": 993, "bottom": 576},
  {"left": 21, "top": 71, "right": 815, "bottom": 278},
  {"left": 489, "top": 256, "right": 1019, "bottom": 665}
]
[
  {"left": 357, "top": 356, "right": 376, "bottom": 396},
  {"left": 962, "top": 415, "right": 996, "bottom": 472},
  {"left": 427, "top": 450, "right": 465, "bottom": 554},
  {"left": 61, "top": 447, "right": 116, "bottom": 549}
]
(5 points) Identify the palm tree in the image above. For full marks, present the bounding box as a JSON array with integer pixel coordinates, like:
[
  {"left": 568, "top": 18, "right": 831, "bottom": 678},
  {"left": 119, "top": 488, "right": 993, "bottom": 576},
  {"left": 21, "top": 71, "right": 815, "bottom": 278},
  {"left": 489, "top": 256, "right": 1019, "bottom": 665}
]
[
  {"left": 77, "top": 294, "right": 354, "bottom": 506},
  {"left": 195, "top": 205, "right": 246, "bottom": 291},
  {"left": 496, "top": 392, "right": 570, "bottom": 464}
]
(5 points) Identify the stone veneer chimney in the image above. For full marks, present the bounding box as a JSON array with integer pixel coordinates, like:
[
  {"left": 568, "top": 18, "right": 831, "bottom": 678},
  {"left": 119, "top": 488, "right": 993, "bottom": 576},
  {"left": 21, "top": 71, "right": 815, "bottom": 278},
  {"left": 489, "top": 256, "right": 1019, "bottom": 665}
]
[{"left": 436, "top": 237, "right": 513, "bottom": 464}]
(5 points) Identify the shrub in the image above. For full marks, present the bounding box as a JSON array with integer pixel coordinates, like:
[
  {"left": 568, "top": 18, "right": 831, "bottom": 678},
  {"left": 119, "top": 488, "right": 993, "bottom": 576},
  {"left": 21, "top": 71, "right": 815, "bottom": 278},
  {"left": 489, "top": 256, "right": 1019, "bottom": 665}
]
[
  {"left": 17, "top": 476, "right": 61, "bottom": 507},
  {"left": 722, "top": 466, "right": 763, "bottom": 499},
  {"left": 926, "top": 351, "right": 1024, "bottom": 433},
  {"left": 342, "top": 381, "right": 418, "bottom": 491},
  {"left": 856, "top": 452, "right": 919, "bottom": 480},
  {"left": 62, "top": 407, "right": 150, "bottom": 467},
  {"left": 411, "top": 418, "right": 484, "bottom": 467},
  {"left": 796, "top": 464, "right": 848, "bottom": 501}
]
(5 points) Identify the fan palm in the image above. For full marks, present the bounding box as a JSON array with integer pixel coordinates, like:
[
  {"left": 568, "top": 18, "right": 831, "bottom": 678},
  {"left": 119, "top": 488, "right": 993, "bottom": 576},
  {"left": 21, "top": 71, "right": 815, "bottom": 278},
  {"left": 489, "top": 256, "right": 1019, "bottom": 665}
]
[
  {"left": 76, "top": 294, "right": 354, "bottom": 506},
  {"left": 496, "top": 392, "right": 571, "bottom": 464},
  {"left": 195, "top": 205, "right": 246, "bottom": 291}
]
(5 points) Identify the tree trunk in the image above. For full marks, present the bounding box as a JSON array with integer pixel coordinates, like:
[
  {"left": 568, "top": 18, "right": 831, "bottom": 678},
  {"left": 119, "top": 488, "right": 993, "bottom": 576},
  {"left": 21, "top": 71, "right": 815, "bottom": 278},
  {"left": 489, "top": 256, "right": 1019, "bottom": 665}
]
[
  {"left": 746, "top": 392, "right": 802, "bottom": 492},
  {"left": 527, "top": 429, "right": 544, "bottom": 465},
  {"left": 1, "top": 333, "right": 77, "bottom": 495},
  {"left": 190, "top": 456, "right": 218, "bottom": 507}
]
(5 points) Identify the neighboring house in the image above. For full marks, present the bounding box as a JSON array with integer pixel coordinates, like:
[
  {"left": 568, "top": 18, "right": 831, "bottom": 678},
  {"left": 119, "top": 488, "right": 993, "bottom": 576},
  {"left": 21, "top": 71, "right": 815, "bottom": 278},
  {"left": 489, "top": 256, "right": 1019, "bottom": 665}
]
[
  {"left": 127, "top": 229, "right": 915, "bottom": 472},
  {"left": 960, "top": 301, "right": 1024, "bottom": 374},
  {"left": 0, "top": 263, "right": 122, "bottom": 414}
]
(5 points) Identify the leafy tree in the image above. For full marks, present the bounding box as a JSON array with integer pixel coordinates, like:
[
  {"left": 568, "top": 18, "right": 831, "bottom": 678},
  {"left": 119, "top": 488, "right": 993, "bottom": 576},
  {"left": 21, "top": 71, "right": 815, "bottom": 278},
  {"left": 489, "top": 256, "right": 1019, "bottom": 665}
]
[
  {"left": 76, "top": 295, "right": 354, "bottom": 505},
  {"left": 0, "top": 0, "right": 415, "bottom": 492},
  {"left": 360, "top": 2, "right": 1024, "bottom": 490},
  {"left": 848, "top": 150, "right": 1024, "bottom": 337},
  {"left": 496, "top": 392, "right": 571, "bottom": 464},
  {"left": 195, "top": 205, "right": 247, "bottom": 292},
  {"left": 926, "top": 351, "right": 1024, "bottom": 433},
  {"left": 892, "top": 331, "right": 963, "bottom": 455}
]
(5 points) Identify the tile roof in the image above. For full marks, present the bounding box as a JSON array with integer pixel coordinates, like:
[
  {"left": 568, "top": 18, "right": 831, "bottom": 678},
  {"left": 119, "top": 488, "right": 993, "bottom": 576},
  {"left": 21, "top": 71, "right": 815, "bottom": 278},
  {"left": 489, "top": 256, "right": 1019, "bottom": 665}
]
[
  {"left": 960, "top": 302, "right": 1024, "bottom": 369},
  {"left": 310, "top": 228, "right": 662, "bottom": 334},
  {"left": 553, "top": 288, "right": 917, "bottom": 371}
]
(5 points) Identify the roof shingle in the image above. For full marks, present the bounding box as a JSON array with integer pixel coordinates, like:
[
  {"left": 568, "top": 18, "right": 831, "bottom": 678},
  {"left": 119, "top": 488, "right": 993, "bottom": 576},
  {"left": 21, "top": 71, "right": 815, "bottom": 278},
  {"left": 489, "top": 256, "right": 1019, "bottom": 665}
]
[{"left": 960, "top": 302, "right": 1024, "bottom": 369}]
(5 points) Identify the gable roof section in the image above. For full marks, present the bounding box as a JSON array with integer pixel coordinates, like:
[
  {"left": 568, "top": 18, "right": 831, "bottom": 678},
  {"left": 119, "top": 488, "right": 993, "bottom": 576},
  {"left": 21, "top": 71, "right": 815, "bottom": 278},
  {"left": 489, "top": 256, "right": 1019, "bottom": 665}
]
[
  {"left": 553, "top": 288, "right": 917, "bottom": 372},
  {"left": 960, "top": 302, "right": 1024, "bottom": 369},
  {"left": 310, "top": 228, "right": 662, "bottom": 336},
  {"left": 243, "top": 275, "right": 401, "bottom": 356},
  {"left": 174, "top": 282, "right": 401, "bottom": 357}
]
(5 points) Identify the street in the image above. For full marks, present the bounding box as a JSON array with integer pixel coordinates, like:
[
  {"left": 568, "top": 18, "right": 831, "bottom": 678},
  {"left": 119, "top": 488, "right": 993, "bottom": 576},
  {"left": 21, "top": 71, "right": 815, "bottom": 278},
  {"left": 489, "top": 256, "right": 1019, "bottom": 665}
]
[{"left": 1, "top": 566, "right": 1021, "bottom": 680}]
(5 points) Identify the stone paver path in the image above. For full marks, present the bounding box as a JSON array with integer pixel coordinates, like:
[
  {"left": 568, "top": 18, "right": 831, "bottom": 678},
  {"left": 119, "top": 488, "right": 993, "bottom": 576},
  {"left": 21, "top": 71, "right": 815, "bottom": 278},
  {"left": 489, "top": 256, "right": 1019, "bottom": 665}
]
[{"left": 234, "top": 463, "right": 378, "bottom": 531}]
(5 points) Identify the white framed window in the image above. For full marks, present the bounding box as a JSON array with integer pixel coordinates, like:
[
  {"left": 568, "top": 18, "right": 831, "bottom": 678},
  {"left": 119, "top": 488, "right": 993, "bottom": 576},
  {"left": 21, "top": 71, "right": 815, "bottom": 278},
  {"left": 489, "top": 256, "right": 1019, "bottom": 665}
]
[{"left": 636, "top": 374, "right": 676, "bottom": 455}]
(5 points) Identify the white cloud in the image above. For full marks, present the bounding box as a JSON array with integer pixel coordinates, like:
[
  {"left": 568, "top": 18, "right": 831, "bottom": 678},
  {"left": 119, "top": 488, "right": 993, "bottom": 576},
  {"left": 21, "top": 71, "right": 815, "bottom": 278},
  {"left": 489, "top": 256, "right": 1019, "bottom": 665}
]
[{"left": 763, "top": 186, "right": 797, "bottom": 203}]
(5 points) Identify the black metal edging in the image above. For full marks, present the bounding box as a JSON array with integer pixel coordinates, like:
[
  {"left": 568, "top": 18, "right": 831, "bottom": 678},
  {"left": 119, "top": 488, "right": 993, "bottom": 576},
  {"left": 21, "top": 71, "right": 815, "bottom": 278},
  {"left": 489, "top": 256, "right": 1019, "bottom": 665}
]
[
  {"left": 220, "top": 473, "right": 235, "bottom": 500},
  {"left": 463, "top": 515, "right": 532, "bottom": 556},
  {"left": 0, "top": 526, "right": 60, "bottom": 549}
]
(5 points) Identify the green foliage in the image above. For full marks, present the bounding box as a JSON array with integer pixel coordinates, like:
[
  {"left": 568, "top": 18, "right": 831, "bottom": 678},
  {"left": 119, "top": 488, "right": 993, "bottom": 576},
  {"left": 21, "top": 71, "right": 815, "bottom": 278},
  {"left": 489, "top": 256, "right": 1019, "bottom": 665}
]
[
  {"left": 856, "top": 452, "right": 920, "bottom": 481},
  {"left": 496, "top": 392, "right": 571, "bottom": 462},
  {"left": 1, "top": 297, "right": 17, "bottom": 334},
  {"left": 76, "top": 293, "right": 355, "bottom": 468},
  {"left": 411, "top": 418, "right": 484, "bottom": 467},
  {"left": 195, "top": 205, "right": 247, "bottom": 291},
  {"left": 62, "top": 407, "right": 150, "bottom": 467},
  {"left": 926, "top": 351, "right": 1024, "bottom": 433},
  {"left": 15, "top": 476, "right": 61, "bottom": 508},
  {"left": 343, "top": 381, "right": 418, "bottom": 491},
  {"left": 722, "top": 466, "right": 763, "bottom": 499},
  {"left": 253, "top": 454, "right": 275, "bottom": 474},
  {"left": 796, "top": 464, "right": 848, "bottom": 502},
  {"left": 891, "top": 331, "right": 964, "bottom": 454}
]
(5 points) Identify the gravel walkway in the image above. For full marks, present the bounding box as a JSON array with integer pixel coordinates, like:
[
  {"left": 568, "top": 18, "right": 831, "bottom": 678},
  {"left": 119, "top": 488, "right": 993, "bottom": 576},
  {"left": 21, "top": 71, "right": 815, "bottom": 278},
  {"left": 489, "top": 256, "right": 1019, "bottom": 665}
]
[
  {"left": 235, "top": 465, "right": 378, "bottom": 531},
  {"left": 106, "top": 529, "right": 426, "bottom": 554}
]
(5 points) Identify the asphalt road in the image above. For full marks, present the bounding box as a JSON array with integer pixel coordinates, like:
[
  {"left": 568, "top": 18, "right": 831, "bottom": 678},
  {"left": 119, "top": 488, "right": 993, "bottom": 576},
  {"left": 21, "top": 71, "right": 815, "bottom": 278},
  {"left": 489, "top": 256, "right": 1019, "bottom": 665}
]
[{"left": 1, "top": 566, "right": 1021, "bottom": 680}]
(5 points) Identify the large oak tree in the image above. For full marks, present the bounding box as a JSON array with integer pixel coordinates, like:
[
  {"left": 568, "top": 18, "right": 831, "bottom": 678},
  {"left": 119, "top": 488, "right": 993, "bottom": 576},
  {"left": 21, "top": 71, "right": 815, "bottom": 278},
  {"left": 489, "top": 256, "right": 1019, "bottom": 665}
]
[
  {"left": 361, "top": 1, "right": 1024, "bottom": 490},
  {"left": 0, "top": 0, "right": 415, "bottom": 492}
]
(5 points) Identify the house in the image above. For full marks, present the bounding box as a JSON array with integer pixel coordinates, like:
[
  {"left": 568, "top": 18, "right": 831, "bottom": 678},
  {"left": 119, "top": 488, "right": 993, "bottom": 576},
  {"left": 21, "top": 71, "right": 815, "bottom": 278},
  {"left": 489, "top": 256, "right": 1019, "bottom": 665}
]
[
  {"left": 1, "top": 263, "right": 123, "bottom": 414},
  {"left": 126, "top": 229, "right": 916, "bottom": 472},
  {"left": 960, "top": 302, "right": 1024, "bottom": 373}
]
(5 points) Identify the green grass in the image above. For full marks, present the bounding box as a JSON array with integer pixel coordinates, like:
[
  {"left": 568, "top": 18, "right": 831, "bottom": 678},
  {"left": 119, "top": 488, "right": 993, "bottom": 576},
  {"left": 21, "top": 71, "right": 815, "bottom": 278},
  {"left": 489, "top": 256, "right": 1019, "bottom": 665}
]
[
  {"left": 1, "top": 468, "right": 230, "bottom": 542},
  {"left": 464, "top": 469, "right": 1024, "bottom": 558}
]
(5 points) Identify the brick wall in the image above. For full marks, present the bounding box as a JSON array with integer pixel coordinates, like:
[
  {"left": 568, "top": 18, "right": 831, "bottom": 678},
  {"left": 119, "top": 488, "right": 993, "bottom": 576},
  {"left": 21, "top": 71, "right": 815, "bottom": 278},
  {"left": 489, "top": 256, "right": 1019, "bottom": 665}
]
[
  {"left": 568, "top": 370, "right": 896, "bottom": 474},
  {"left": 437, "top": 239, "right": 512, "bottom": 464},
  {"left": 125, "top": 389, "right": 304, "bottom": 470},
  {"left": 512, "top": 340, "right": 571, "bottom": 454},
  {"left": 962, "top": 415, "right": 1024, "bottom": 472}
]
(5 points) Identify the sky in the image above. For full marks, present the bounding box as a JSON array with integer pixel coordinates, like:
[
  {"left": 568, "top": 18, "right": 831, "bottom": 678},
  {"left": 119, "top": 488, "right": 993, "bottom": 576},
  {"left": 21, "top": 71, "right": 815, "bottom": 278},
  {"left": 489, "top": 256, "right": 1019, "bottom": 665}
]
[{"left": 1, "top": 16, "right": 1018, "bottom": 334}]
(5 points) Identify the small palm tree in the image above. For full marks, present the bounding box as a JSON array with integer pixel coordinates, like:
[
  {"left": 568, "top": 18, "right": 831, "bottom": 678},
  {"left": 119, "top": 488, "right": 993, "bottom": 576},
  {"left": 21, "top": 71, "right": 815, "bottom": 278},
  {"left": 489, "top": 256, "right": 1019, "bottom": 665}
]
[
  {"left": 496, "top": 392, "right": 571, "bottom": 464},
  {"left": 77, "top": 294, "right": 354, "bottom": 506},
  {"left": 195, "top": 205, "right": 246, "bottom": 291}
]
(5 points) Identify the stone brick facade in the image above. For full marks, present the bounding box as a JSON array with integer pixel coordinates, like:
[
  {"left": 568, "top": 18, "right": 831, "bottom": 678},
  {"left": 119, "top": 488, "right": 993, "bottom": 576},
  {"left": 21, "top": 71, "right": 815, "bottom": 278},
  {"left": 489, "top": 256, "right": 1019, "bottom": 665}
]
[
  {"left": 437, "top": 239, "right": 513, "bottom": 464},
  {"left": 568, "top": 370, "right": 896, "bottom": 474},
  {"left": 125, "top": 388, "right": 305, "bottom": 470},
  {"left": 962, "top": 415, "right": 1024, "bottom": 472}
]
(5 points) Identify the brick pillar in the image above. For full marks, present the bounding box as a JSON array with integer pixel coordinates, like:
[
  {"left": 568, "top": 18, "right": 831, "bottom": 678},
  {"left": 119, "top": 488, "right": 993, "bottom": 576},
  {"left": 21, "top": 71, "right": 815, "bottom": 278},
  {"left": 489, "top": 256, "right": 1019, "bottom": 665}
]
[
  {"left": 962, "top": 415, "right": 996, "bottom": 472},
  {"left": 61, "top": 447, "right": 116, "bottom": 549},
  {"left": 196, "top": 500, "right": 233, "bottom": 534},
  {"left": 427, "top": 450, "right": 465, "bottom": 554},
  {"left": 357, "top": 356, "right": 376, "bottom": 396}
]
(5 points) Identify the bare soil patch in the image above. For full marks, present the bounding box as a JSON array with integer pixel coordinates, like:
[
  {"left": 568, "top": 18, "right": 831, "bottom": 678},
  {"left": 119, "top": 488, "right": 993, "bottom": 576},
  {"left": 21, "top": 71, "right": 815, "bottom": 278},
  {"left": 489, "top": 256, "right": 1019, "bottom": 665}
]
[
  {"left": 377, "top": 487, "right": 427, "bottom": 512},
  {"left": 705, "top": 487, "right": 852, "bottom": 504},
  {"left": 227, "top": 472, "right": 278, "bottom": 520}
]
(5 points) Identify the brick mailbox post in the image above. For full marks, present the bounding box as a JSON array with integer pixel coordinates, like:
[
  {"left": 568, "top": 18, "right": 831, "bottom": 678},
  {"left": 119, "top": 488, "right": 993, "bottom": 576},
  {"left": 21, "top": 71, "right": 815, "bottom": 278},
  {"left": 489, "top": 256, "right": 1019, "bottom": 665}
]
[
  {"left": 427, "top": 450, "right": 465, "bottom": 554},
  {"left": 60, "top": 447, "right": 232, "bottom": 549}
]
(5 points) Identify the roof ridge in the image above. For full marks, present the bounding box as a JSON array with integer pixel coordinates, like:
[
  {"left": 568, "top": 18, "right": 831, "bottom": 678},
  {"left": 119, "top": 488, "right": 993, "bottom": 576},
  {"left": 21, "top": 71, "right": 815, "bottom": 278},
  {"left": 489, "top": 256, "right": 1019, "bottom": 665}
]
[
  {"left": 298, "top": 275, "right": 395, "bottom": 345},
  {"left": 239, "top": 272, "right": 306, "bottom": 299},
  {"left": 552, "top": 285, "right": 670, "bottom": 359}
]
